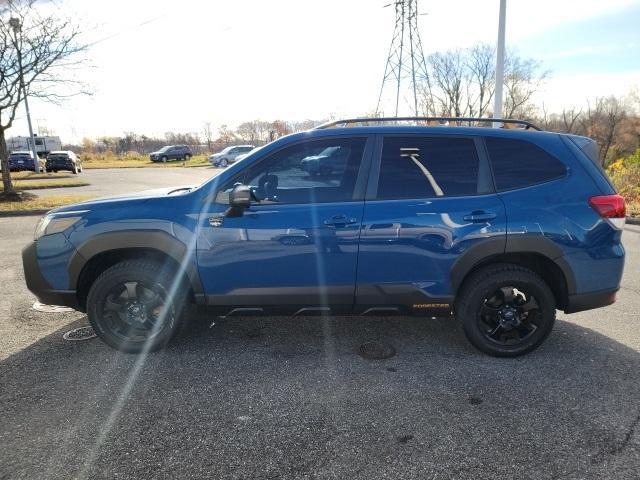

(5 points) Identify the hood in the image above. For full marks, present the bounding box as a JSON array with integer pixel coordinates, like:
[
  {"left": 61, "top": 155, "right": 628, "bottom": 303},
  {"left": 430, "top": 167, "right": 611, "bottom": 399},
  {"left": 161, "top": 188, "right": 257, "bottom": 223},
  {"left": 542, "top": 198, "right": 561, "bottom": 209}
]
[{"left": 49, "top": 185, "right": 196, "bottom": 213}]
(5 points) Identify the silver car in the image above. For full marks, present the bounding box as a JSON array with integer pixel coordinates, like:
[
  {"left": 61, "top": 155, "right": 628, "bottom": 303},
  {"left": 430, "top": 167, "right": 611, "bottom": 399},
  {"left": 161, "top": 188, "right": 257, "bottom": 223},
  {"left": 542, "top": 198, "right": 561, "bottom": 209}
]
[{"left": 209, "top": 145, "right": 255, "bottom": 167}]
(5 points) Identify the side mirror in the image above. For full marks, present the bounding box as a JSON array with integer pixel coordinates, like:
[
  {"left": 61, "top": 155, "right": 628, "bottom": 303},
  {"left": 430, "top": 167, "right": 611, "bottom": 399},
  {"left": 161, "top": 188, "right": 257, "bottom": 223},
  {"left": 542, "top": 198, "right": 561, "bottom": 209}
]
[{"left": 225, "top": 184, "right": 251, "bottom": 217}]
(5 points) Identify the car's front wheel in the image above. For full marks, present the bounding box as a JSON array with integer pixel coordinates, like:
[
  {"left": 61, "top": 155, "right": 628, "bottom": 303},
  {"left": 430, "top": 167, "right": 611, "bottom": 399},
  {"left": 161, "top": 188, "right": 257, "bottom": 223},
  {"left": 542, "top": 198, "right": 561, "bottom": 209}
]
[
  {"left": 87, "top": 260, "right": 188, "bottom": 353},
  {"left": 455, "top": 263, "right": 556, "bottom": 357},
  {"left": 220, "top": 158, "right": 228, "bottom": 167},
  {"left": 161, "top": 156, "right": 168, "bottom": 163}
]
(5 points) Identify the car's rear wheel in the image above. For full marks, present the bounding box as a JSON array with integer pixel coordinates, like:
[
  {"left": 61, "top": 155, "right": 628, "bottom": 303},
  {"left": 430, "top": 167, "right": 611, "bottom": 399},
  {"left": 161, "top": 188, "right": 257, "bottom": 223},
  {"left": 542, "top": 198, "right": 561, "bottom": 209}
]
[
  {"left": 184, "top": 154, "right": 192, "bottom": 161},
  {"left": 87, "top": 260, "right": 188, "bottom": 353},
  {"left": 455, "top": 263, "right": 556, "bottom": 357}
]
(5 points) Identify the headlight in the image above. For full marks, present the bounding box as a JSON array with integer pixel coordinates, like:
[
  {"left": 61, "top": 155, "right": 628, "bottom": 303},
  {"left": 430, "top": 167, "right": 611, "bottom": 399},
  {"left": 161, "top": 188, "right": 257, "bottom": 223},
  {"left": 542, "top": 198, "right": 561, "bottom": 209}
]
[{"left": 34, "top": 213, "right": 84, "bottom": 240}]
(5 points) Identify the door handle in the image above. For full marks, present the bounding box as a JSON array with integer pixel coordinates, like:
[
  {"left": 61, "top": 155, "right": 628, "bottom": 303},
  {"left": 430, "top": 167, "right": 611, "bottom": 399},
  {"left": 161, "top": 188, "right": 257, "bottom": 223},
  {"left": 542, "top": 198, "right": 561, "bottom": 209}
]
[
  {"left": 323, "top": 214, "right": 358, "bottom": 227},
  {"left": 463, "top": 211, "right": 497, "bottom": 222}
]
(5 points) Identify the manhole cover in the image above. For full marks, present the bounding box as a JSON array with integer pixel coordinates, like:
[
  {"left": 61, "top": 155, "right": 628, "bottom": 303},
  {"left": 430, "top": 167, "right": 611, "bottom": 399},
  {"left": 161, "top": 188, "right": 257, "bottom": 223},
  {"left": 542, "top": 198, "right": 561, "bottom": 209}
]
[
  {"left": 63, "top": 326, "right": 97, "bottom": 341},
  {"left": 357, "top": 341, "right": 396, "bottom": 360},
  {"left": 33, "top": 302, "right": 75, "bottom": 313}
]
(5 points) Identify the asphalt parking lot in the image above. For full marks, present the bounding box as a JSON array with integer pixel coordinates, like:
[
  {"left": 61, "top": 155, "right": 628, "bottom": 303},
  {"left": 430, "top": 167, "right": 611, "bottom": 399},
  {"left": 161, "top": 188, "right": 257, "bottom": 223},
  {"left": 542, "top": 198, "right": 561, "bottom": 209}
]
[
  {"left": 1, "top": 176, "right": 639, "bottom": 478},
  {"left": 24, "top": 166, "right": 222, "bottom": 198}
]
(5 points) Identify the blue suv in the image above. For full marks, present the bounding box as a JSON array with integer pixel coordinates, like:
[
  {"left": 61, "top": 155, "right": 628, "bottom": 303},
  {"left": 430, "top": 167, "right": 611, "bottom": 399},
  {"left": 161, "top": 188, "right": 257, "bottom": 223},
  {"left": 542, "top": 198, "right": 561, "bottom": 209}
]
[{"left": 22, "top": 117, "right": 626, "bottom": 356}]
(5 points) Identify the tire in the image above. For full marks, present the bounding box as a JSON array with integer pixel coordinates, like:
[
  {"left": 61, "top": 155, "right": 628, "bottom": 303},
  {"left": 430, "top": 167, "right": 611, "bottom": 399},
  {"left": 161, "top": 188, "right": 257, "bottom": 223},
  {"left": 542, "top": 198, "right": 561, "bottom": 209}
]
[
  {"left": 220, "top": 158, "right": 228, "bottom": 167},
  {"left": 87, "top": 260, "right": 188, "bottom": 353},
  {"left": 454, "top": 263, "right": 556, "bottom": 357},
  {"left": 73, "top": 165, "right": 78, "bottom": 174},
  {"left": 161, "top": 156, "right": 168, "bottom": 163},
  {"left": 53, "top": 170, "right": 58, "bottom": 173},
  {"left": 184, "top": 154, "right": 192, "bottom": 161}
]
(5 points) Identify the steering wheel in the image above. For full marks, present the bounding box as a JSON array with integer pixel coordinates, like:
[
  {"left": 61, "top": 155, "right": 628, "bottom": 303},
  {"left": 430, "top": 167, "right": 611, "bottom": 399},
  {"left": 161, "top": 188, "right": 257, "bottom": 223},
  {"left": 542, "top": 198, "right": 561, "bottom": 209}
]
[{"left": 257, "top": 174, "right": 279, "bottom": 201}]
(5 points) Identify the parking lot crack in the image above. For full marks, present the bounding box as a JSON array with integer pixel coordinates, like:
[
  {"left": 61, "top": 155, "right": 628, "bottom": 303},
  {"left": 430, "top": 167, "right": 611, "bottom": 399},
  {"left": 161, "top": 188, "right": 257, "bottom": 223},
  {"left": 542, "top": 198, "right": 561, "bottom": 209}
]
[
  {"left": 592, "top": 411, "right": 640, "bottom": 465},
  {"left": 611, "top": 412, "right": 640, "bottom": 456}
]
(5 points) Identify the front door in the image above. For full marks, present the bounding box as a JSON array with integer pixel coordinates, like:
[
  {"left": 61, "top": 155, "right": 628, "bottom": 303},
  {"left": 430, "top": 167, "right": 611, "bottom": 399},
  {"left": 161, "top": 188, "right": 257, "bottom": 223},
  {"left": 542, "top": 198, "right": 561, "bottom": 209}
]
[{"left": 196, "top": 136, "right": 372, "bottom": 315}]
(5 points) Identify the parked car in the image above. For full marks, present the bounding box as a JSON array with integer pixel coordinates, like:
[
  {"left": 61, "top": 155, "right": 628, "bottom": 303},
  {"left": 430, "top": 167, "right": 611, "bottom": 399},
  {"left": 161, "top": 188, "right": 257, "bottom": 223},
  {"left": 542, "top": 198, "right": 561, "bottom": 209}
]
[
  {"left": 45, "top": 151, "right": 82, "bottom": 174},
  {"left": 232, "top": 146, "right": 261, "bottom": 164},
  {"left": 8, "top": 151, "right": 42, "bottom": 172},
  {"left": 22, "top": 117, "right": 626, "bottom": 357},
  {"left": 300, "top": 145, "right": 351, "bottom": 176},
  {"left": 209, "top": 145, "right": 255, "bottom": 167},
  {"left": 150, "top": 145, "right": 192, "bottom": 163}
]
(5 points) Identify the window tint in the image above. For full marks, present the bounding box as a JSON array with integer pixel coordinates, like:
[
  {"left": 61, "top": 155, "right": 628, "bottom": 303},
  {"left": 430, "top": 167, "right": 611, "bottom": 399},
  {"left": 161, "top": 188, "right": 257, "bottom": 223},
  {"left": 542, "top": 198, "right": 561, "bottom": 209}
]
[
  {"left": 216, "top": 137, "right": 367, "bottom": 205},
  {"left": 377, "top": 136, "right": 481, "bottom": 199},
  {"left": 485, "top": 137, "right": 567, "bottom": 191}
]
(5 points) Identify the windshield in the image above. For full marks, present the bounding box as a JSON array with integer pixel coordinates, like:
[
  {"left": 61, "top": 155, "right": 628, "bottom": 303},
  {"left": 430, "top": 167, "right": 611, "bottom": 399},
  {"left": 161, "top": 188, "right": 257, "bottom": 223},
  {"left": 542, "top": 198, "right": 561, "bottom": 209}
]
[{"left": 158, "top": 146, "right": 172, "bottom": 153}]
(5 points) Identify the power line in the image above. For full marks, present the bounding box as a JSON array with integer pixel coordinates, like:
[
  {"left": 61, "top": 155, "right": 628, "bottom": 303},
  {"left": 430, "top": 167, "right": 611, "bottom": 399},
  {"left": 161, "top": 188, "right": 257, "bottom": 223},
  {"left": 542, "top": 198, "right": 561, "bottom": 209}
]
[{"left": 376, "top": 0, "right": 431, "bottom": 117}]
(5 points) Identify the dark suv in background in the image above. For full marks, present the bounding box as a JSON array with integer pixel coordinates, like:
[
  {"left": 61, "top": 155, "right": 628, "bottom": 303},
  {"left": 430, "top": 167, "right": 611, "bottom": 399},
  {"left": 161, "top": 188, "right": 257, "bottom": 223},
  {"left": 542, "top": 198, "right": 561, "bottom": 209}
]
[
  {"left": 45, "top": 151, "right": 82, "bottom": 174},
  {"left": 8, "top": 151, "right": 41, "bottom": 172},
  {"left": 22, "top": 117, "right": 626, "bottom": 357},
  {"left": 150, "top": 145, "right": 193, "bottom": 162}
]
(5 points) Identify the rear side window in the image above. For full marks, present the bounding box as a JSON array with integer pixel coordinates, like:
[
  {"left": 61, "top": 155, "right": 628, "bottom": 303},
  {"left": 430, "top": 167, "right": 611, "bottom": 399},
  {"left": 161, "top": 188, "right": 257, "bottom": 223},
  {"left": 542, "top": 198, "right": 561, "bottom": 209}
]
[
  {"left": 377, "top": 136, "right": 482, "bottom": 199},
  {"left": 485, "top": 137, "right": 567, "bottom": 191}
]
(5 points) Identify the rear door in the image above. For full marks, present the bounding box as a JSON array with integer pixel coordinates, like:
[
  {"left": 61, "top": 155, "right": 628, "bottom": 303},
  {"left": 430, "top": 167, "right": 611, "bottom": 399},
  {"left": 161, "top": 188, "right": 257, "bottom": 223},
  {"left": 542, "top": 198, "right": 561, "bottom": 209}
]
[{"left": 355, "top": 134, "right": 506, "bottom": 314}]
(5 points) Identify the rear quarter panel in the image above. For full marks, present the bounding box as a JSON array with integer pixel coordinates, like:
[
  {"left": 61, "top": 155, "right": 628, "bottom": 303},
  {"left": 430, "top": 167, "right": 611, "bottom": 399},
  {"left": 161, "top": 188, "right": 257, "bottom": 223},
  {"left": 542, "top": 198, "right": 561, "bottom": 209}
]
[{"left": 493, "top": 132, "right": 625, "bottom": 294}]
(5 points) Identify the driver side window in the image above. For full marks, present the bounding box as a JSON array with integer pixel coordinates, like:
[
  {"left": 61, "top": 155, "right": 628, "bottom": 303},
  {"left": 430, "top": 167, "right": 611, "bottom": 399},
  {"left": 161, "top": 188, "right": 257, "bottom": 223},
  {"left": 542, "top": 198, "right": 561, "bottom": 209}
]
[{"left": 216, "top": 137, "right": 367, "bottom": 205}]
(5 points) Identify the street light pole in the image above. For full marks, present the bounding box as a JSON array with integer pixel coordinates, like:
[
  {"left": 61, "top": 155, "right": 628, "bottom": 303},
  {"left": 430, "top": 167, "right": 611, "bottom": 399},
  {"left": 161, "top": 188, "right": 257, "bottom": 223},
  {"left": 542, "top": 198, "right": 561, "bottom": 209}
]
[
  {"left": 10, "top": 17, "right": 39, "bottom": 172},
  {"left": 493, "top": 0, "right": 506, "bottom": 128}
]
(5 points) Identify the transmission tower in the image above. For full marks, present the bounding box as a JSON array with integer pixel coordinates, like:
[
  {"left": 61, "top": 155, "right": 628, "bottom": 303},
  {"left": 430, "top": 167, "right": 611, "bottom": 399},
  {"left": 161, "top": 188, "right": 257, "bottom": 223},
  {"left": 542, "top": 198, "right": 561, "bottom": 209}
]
[{"left": 376, "top": 0, "right": 431, "bottom": 117}]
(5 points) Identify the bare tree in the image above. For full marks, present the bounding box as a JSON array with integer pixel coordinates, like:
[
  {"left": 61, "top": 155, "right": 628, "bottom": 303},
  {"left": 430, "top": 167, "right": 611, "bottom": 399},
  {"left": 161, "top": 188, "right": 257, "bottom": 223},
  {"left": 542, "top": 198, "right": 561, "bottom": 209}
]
[
  {"left": 503, "top": 54, "right": 548, "bottom": 118},
  {"left": 0, "top": 1, "right": 86, "bottom": 195},
  {"left": 561, "top": 108, "right": 582, "bottom": 133},
  {"left": 427, "top": 50, "right": 465, "bottom": 116},
  {"left": 418, "top": 44, "right": 546, "bottom": 121},
  {"left": 582, "top": 96, "right": 627, "bottom": 165},
  {"left": 465, "top": 43, "right": 495, "bottom": 117},
  {"left": 202, "top": 121, "right": 213, "bottom": 151}
]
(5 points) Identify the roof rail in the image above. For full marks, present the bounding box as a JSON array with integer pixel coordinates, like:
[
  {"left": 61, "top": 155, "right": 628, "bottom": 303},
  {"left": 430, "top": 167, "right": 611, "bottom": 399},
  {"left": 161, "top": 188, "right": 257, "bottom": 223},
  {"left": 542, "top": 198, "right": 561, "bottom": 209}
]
[{"left": 315, "top": 116, "right": 542, "bottom": 131}]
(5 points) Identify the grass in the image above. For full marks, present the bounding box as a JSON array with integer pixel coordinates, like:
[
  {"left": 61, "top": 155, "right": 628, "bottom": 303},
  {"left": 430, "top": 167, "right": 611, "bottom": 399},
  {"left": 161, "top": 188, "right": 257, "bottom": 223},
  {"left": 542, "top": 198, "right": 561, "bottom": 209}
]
[
  {"left": 12, "top": 172, "right": 75, "bottom": 180},
  {"left": 2, "top": 179, "right": 90, "bottom": 191},
  {"left": 81, "top": 153, "right": 210, "bottom": 169},
  {"left": 0, "top": 193, "right": 94, "bottom": 212}
]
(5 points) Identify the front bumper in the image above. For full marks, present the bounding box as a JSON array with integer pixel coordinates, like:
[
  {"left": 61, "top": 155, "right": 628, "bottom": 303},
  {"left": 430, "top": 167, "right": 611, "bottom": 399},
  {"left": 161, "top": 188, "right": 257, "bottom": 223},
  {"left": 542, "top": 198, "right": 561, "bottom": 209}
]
[{"left": 22, "top": 242, "right": 79, "bottom": 309}]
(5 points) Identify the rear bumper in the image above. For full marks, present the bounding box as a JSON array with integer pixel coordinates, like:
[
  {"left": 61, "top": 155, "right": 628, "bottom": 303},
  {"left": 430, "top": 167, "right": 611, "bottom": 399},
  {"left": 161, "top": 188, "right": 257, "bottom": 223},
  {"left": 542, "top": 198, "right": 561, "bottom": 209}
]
[
  {"left": 22, "top": 242, "right": 79, "bottom": 309},
  {"left": 564, "top": 288, "right": 618, "bottom": 314},
  {"left": 46, "top": 161, "right": 73, "bottom": 170}
]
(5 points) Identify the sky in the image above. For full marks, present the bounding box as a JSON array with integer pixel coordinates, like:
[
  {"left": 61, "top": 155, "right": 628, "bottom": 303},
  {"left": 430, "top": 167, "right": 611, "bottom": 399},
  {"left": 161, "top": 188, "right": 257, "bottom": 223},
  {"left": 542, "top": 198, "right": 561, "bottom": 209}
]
[{"left": 11, "top": 0, "right": 640, "bottom": 143}]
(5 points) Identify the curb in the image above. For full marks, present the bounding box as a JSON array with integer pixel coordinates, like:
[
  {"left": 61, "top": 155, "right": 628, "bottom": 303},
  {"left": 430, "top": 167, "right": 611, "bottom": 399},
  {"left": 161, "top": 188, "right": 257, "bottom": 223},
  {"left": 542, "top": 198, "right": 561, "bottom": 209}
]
[
  {"left": 627, "top": 216, "right": 640, "bottom": 226},
  {"left": 0, "top": 209, "right": 48, "bottom": 218}
]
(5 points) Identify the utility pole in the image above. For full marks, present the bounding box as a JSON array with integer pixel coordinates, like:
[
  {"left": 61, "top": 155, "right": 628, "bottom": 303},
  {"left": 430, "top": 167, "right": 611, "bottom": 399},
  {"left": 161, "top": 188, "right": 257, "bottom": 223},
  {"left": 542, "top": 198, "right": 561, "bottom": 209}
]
[
  {"left": 493, "top": 0, "right": 506, "bottom": 127},
  {"left": 9, "top": 17, "right": 39, "bottom": 172},
  {"left": 377, "top": 0, "right": 431, "bottom": 117}
]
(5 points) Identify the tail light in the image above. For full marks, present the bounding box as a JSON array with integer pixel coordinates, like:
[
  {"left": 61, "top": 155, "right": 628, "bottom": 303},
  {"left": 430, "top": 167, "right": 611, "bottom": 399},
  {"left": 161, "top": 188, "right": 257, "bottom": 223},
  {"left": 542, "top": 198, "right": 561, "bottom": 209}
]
[{"left": 589, "top": 194, "right": 626, "bottom": 229}]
